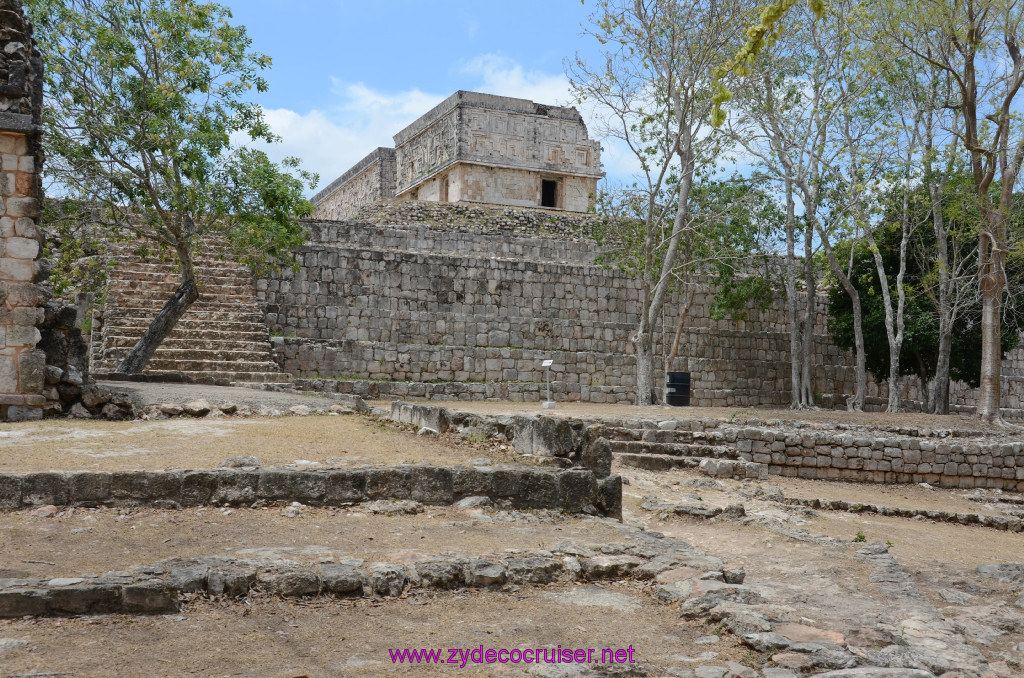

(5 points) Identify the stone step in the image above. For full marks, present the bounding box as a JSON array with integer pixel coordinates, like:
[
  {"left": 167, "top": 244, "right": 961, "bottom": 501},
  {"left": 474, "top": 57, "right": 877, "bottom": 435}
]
[
  {"left": 107, "top": 287, "right": 257, "bottom": 300},
  {"left": 109, "top": 271, "right": 255, "bottom": 286},
  {"left": 103, "top": 309, "right": 266, "bottom": 323},
  {"left": 94, "top": 369, "right": 293, "bottom": 384},
  {"left": 104, "top": 303, "right": 264, "bottom": 316},
  {"left": 99, "top": 330, "right": 273, "bottom": 344},
  {"left": 107, "top": 347, "right": 276, "bottom": 362},
  {"left": 143, "top": 358, "right": 284, "bottom": 373},
  {"left": 100, "top": 336, "right": 272, "bottom": 351},
  {"left": 598, "top": 426, "right": 697, "bottom": 444},
  {"left": 615, "top": 453, "right": 700, "bottom": 471},
  {"left": 609, "top": 441, "right": 738, "bottom": 459}
]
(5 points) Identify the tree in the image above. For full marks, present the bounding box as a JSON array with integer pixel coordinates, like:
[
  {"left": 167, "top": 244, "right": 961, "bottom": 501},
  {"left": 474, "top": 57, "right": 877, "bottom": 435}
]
[
  {"left": 570, "top": 0, "right": 751, "bottom": 405},
  {"left": 591, "top": 178, "right": 781, "bottom": 392},
  {"left": 884, "top": 0, "right": 1024, "bottom": 423},
  {"left": 729, "top": 0, "right": 889, "bottom": 410},
  {"left": 826, "top": 189, "right": 1023, "bottom": 408},
  {"left": 27, "top": 0, "right": 316, "bottom": 373}
]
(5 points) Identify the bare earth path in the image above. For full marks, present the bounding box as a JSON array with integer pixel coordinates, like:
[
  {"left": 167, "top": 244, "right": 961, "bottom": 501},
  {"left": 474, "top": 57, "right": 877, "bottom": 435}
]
[{"left": 1, "top": 397, "right": 1023, "bottom": 676}]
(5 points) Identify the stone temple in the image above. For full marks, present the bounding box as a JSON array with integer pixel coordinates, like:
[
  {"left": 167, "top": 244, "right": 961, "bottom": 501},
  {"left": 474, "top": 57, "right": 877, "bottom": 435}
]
[{"left": 311, "top": 91, "right": 604, "bottom": 219}]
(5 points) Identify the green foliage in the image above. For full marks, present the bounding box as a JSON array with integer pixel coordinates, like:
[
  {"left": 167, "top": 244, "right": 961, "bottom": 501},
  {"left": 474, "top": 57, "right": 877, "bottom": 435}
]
[
  {"left": 825, "top": 176, "right": 1024, "bottom": 389},
  {"left": 593, "top": 178, "right": 783, "bottom": 320},
  {"left": 853, "top": 529, "right": 866, "bottom": 542},
  {"left": 27, "top": 0, "right": 317, "bottom": 287}
]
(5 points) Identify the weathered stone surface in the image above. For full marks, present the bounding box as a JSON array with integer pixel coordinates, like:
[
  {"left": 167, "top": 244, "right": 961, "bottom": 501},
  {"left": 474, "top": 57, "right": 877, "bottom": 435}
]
[
  {"left": 209, "top": 471, "right": 258, "bottom": 505},
  {"left": 581, "top": 436, "right": 612, "bottom": 478},
  {"left": 206, "top": 566, "right": 256, "bottom": 598},
  {"left": 258, "top": 568, "right": 320, "bottom": 597},
  {"left": 580, "top": 555, "right": 644, "bottom": 580},
  {"left": 122, "top": 581, "right": 178, "bottom": 613},
  {"left": 409, "top": 466, "right": 454, "bottom": 504},
  {"left": 464, "top": 559, "right": 505, "bottom": 587},
  {"left": 505, "top": 556, "right": 563, "bottom": 584},
  {"left": 68, "top": 471, "right": 111, "bottom": 504},
  {"left": 414, "top": 560, "right": 463, "bottom": 589},
  {"left": 21, "top": 472, "right": 67, "bottom": 506},
  {"left": 558, "top": 470, "right": 598, "bottom": 513},
  {"left": 0, "top": 588, "right": 46, "bottom": 618},
  {"left": 0, "top": 474, "right": 21, "bottom": 510},
  {"left": 325, "top": 469, "right": 367, "bottom": 504},
  {"left": 368, "top": 563, "right": 408, "bottom": 597},
  {"left": 47, "top": 581, "right": 121, "bottom": 615},
  {"left": 182, "top": 399, "right": 211, "bottom": 417},
  {"left": 319, "top": 563, "right": 364, "bottom": 595}
]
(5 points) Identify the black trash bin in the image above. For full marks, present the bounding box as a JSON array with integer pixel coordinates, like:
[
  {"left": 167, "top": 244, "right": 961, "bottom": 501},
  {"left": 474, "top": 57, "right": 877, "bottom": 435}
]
[{"left": 666, "top": 371, "right": 690, "bottom": 406}]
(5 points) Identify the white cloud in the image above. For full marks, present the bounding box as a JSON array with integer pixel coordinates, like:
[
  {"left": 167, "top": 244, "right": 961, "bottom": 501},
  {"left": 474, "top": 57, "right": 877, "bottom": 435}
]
[
  {"left": 460, "top": 54, "right": 574, "bottom": 107},
  {"left": 249, "top": 54, "right": 640, "bottom": 195}
]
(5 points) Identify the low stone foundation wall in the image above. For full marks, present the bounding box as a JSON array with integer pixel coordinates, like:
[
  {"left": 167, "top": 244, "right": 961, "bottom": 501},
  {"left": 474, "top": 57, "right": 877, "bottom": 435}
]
[
  {"left": 723, "top": 425, "right": 1024, "bottom": 491},
  {"left": 288, "top": 375, "right": 635, "bottom": 404},
  {"left": 0, "top": 465, "right": 622, "bottom": 518}
]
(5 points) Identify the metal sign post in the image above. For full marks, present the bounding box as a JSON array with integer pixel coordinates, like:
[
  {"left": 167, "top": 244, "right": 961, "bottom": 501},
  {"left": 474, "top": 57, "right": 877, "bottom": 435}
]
[{"left": 542, "top": 359, "right": 555, "bottom": 409}]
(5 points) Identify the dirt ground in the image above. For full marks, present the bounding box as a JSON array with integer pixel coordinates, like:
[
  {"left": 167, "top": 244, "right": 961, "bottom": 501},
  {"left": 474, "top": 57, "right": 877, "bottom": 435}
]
[
  {"left": 0, "top": 506, "right": 629, "bottom": 580},
  {"left": 0, "top": 585, "right": 752, "bottom": 678},
  {"left": 417, "top": 399, "right": 998, "bottom": 433},
  {"left": 2, "top": 399, "right": 1023, "bottom": 676},
  {"left": 0, "top": 416, "right": 516, "bottom": 473}
]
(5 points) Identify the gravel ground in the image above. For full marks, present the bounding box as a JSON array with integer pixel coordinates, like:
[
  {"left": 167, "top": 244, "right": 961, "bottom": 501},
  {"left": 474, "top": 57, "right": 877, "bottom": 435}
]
[{"left": 100, "top": 381, "right": 346, "bottom": 410}]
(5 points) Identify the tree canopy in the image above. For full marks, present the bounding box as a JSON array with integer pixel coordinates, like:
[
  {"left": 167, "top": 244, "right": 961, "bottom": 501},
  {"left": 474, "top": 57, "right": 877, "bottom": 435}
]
[{"left": 27, "top": 0, "right": 317, "bottom": 372}]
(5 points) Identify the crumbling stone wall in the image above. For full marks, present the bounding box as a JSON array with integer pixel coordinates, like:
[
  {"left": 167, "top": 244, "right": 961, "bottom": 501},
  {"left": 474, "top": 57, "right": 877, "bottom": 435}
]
[{"left": 0, "top": 0, "right": 46, "bottom": 422}]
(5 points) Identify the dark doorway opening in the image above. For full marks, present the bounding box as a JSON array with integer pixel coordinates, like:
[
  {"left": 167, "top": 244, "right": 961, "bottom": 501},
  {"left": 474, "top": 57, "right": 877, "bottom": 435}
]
[{"left": 541, "top": 180, "right": 558, "bottom": 208}]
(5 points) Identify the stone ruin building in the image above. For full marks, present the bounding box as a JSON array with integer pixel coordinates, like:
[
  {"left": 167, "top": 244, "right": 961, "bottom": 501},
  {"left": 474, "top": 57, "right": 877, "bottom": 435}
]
[
  {"left": 0, "top": 0, "right": 45, "bottom": 422},
  {"left": 75, "top": 90, "right": 1024, "bottom": 419},
  {"left": 311, "top": 91, "right": 604, "bottom": 218}
]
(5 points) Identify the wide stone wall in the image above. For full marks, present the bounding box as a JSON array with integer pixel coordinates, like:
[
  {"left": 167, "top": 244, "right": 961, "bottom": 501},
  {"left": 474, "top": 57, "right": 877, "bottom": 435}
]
[
  {"left": 258, "top": 203, "right": 860, "bottom": 407},
  {"left": 0, "top": 0, "right": 46, "bottom": 422}
]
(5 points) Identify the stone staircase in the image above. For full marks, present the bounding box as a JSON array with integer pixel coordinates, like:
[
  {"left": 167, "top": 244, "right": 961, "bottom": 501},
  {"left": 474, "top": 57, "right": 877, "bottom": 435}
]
[
  {"left": 596, "top": 423, "right": 740, "bottom": 471},
  {"left": 91, "top": 244, "right": 292, "bottom": 385}
]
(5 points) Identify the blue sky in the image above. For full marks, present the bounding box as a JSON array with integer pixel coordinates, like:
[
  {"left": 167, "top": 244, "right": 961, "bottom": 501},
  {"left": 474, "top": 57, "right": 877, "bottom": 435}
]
[{"left": 218, "top": 1, "right": 634, "bottom": 194}]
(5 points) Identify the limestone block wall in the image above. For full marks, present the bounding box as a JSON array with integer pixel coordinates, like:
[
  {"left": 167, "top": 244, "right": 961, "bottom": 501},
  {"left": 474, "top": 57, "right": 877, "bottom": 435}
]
[
  {"left": 453, "top": 93, "right": 600, "bottom": 183},
  {"left": 257, "top": 206, "right": 858, "bottom": 407},
  {"left": 311, "top": 147, "right": 396, "bottom": 221},
  {"left": 391, "top": 92, "right": 602, "bottom": 211},
  {"left": 0, "top": 0, "right": 46, "bottom": 422},
  {"left": 394, "top": 104, "right": 458, "bottom": 196},
  {"left": 724, "top": 425, "right": 1024, "bottom": 491},
  {"left": 446, "top": 164, "right": 596, "bottom": 212}
]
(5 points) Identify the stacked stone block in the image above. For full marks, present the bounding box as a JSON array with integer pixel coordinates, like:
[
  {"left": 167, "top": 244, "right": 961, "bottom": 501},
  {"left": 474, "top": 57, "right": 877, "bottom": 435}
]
[
  {"left": 258, "top": 205, "right": 855, "bottom": 407},
  {"left": 0, "top": 0, "right": 46, "bottom": 421}
]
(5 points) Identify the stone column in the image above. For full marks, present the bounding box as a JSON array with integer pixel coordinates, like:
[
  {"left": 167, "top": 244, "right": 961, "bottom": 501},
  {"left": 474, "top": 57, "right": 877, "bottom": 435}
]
[{"left": 0, "top": 0, "right": 46, "bottom": 421}]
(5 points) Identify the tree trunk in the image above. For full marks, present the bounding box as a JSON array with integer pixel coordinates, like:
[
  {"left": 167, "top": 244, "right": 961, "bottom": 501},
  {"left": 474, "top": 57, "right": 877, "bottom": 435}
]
[
  {"left": 783, "top": 177, "right": 804, "bottom": 409},
  {"left": 977, "top": 263, "right": 1003, "bottom": 422},
  {"left": 664, "top": 288, "right": 695, "bottom": 385},
  {"left": 818, "top": 226, "right": 865, "bottom": 411},
  {"left": 928, "top": 173, "right": 952, "bottom": 415},
  {"left": 800, "top": 215, "right": 817, "bottom": 408},
  {"left": 117, "top": 247, "right": 199, "bottom": 374},
  {"left": 932, "top": 324, "right": 952, "bottom": 414},
  {"left": 633, "top": 330, "right": 655, "bottom": 406}
]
